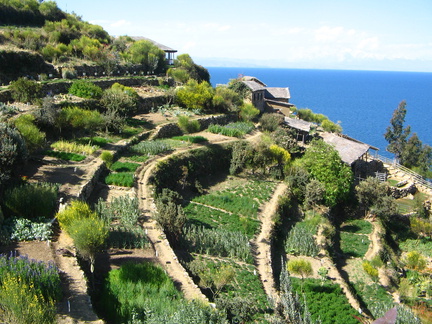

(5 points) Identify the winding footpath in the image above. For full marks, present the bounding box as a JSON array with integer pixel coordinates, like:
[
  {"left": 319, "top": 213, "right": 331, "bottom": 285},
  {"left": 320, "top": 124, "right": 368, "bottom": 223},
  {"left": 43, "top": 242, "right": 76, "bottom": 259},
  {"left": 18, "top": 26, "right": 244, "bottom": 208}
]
[{"left": 253, "top": 183, "right": 287, "bottom": 303}]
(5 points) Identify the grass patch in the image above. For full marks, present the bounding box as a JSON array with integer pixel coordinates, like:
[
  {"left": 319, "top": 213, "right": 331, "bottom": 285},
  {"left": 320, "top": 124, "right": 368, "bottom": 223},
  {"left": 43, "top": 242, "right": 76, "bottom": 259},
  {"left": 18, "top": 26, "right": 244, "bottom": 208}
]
[
  {"left": 129, "top": 139, "right": 172, "bottom": 156},
  {"left": 171, "top": 135, "right": 208, "bottom": 143},
  {"left": 105, "top": 172, "right": 134, "bottom": 187},
  {"left": 44, "top": 150, "right": 86, "bottom": 161},
  {"left": 110, "top": 161, "right": 140, "bottom": 172},
  {"left": 341, "top": 219, "right": 372, "bottom": 234},
  {"left": 340, "top": 232, "right": 370, "bottom": 258}
]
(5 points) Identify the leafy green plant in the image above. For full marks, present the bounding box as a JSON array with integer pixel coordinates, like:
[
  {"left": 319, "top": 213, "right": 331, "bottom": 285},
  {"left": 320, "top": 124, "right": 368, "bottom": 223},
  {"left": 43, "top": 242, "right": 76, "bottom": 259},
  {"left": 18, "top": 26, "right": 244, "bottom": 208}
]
[
  {"left": 403, "top": 251, "right": 427, "bottom": 271},
  {"left": 95, "top": 196, "right": 140, "bottom": 227},
  {"left": 13, "top": 114, "right": 46, "bottom": 152},
  {"left": 290, "top": 277, "right": 357, "bottom": 324},
  {"left": 362, "top": 260, "right": 379, "bottom": 281},
  {"left": 56, "top": 200, "right": 98, "bottom": 232},
  {"left": 100, "top": 150, "right": 113, "bottom": 167},
  {"left": 285, "top": 222, "right": 319, "bottom": 257},
  {"left": 3, "top": 182, "right": 59, "bottom": 219},
  {"left": 177, "top": 115, "right": 201, "bottom": 133},
  {"left": 183, "top": 224, "right": 253, "bottom": 263},
  {"left": 68, "top": 80, "right": 103, "bottom": 99},
  {"left": 2, "top": 217, "right": 52, "bottom": 242},
  {"left": 207, "top": 122, "right": 254, "bottom": 138},
  {"left": 130, "top": 139, "right": 172, "bottom": 156},
  {"left": 9, "top": 77, "right": 42, "bottom": 103},
  {"left": 108, "top": 225, "right": 149, "bottom": 249}
]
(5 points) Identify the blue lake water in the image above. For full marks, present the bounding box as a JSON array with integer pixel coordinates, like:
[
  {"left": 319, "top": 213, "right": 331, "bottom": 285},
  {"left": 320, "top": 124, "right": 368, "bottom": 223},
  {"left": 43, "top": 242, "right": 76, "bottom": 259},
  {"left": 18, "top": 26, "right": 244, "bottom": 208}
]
[{"left": 207, "top": 67, "right": 432, "bottom": 159}]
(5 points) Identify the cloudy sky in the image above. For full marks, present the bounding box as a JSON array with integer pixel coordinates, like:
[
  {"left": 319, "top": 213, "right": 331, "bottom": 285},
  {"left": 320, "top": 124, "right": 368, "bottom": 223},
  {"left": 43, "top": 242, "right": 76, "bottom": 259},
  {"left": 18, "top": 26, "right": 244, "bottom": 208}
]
[{"left": 54, "top": 0, "right": 432, "bottom": 72}]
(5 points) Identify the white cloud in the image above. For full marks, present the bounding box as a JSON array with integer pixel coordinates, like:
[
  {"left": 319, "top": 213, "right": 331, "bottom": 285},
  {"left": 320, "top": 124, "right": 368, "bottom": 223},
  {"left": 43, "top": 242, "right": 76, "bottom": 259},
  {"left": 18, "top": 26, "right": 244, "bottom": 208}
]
[{"left": 110, "top": 19, "right": 132, "bottom": 28}]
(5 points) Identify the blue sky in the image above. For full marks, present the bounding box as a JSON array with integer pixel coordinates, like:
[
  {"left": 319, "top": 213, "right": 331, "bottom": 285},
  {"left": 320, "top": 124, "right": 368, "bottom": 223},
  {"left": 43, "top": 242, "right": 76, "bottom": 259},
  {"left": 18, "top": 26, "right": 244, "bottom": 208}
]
[{"left": 54, "top": 0, "right": 432, "bottom": 72}]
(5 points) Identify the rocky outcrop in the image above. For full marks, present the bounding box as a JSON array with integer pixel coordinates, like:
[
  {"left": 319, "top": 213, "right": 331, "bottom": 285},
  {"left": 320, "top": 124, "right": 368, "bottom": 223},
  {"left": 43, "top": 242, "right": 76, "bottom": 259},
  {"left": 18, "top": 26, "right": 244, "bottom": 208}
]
[{"left": 388, "top": 182, "right": 417, "bottom": 199}]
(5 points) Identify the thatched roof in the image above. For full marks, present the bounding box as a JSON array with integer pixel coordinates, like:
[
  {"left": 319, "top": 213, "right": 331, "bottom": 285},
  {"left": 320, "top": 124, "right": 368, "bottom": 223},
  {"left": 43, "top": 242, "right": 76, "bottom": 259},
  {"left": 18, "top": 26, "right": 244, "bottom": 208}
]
[
  {"left": 284, "top": 117, "right": 313, "bottom": 133},
  {"left": 265, "top": 87, "right": 290, "bottom": 100},
  {"left": 130, "top": 36, "right": 177, "bottom": 53},
  {"left": 320, "top": 132, "right": 372, "bottom": 165}
]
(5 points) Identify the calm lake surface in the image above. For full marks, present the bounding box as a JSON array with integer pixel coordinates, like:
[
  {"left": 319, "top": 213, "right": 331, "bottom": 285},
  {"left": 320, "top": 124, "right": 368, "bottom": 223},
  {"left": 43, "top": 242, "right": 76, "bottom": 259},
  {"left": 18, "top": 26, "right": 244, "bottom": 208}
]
[{"left": 207, "top": 67, "right": 432, "bottom": 158}]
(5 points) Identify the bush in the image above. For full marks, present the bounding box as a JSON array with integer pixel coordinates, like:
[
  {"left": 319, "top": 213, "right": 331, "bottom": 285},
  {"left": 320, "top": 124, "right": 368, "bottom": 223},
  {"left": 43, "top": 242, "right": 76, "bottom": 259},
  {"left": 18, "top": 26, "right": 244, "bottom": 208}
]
[
  {"left": 9, "top": 77, "right": 42, "bottom": 103},
  {"left": 287, "top": 258, "right": 313, "bottom": 279},
  {"left": 56, "top": 200, "right": 98, "bottom": 232},
  {"left": 403, "top": 251, "right": 427, "bottom": 271},
  {"left": 363, "top": 260, "right": 379, "bottom": 281},
  {"left": 175, "top": 79, "right": 214, "bottom": 111},
  {"left": 260, "top": 113, "right": 284, "bottom": 132},
  {"left": 239, "top": 103, "right": 259, "bottom": 121},
  {"left": 68, "top": 80, "right": 103, "bottom": 99},
  {"left": 13, "top": 114, "right": 46, "bottom": 152},
  {"left": 59, "top": 106, "right": 104, "bottom": 133},
  {"left": 101, "top": 83, "right": 139, "bottom": 117},
  {"left": 3, "top": 182, "right": 58, "bottom": 219},
  {"left": 61, "top": 67, "right": 77, "bottom": 79},
  {"left": 100, "top": 150, "right": 113, "bottom": 168},
  {"left": 177, "top": 115, "right": 201, "bottom": 133}
]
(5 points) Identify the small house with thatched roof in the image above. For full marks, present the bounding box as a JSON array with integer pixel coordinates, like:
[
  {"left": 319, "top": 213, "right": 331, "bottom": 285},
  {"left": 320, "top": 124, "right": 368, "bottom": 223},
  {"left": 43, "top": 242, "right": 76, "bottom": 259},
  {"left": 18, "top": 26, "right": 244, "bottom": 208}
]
[
  {"left": 241, "top": 76, "right": 293, "bottom": 112},
  {"left": 131, "top": 36, "right": 177, "bottom": 65},
  {"left": 284, "top": 116, "right": 315, "bottom": 143},
  {"left": 320, "top": 132, "right": 378, "bottom": 166}
]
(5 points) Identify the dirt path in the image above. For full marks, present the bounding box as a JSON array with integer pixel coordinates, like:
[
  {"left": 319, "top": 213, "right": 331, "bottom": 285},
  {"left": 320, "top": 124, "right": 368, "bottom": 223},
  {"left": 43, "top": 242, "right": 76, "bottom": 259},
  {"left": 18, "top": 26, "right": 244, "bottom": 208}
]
[
  {"left": 54, "top": 232, "right": 104, "bottom": 324},
  {"left": 253, "top": 182, "right": 287, "bottom": 303},
  {"left": 136, "top": 159, "right": 209, "bottom": 302}
]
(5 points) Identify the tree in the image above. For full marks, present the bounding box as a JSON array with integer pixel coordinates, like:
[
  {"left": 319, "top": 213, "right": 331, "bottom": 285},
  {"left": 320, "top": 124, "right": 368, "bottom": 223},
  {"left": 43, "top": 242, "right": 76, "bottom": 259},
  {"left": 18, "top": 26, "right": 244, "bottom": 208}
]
[
  {"left": 154, "top": 189, "right": 186, "bottom": 242},
  {"left": 304, "top": 179, "right": 325, "bottom": 210},
  {"left": 68, "top": 217, "right": 108, "bottom": 273},
  {"left": 125, "top": 40, "right": 166, "bottom": 74},
  {"left": 355, "top": 177, "right": 391, "bottom": 217},
  {"left": 175, "top": 79, "right": 214, "bottom": 111},
  {"left": 384, "top": 100, "right": 411, "bottom": 162},
  {"left": 401, "top": 133, "right": 432, "bottom": 178},
  {"left": 300, "top": 139, "right": 353, "bottom": 207},
  {"left": 260, "top": 113, "right": 284, "bottom": 132},
  {"left": 212, "top": 86, "right": 242, "bottom": 113}
]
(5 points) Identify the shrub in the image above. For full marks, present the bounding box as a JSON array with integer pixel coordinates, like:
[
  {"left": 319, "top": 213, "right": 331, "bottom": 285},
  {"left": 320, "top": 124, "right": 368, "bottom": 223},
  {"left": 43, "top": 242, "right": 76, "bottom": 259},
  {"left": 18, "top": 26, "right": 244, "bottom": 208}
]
[
  {"left": 212, "top": 86, "right": 242, "bottom": 113},
  {"left": 260, "top": 113, "right": 284, "bottom": 132},
  {"left": 56, "top": 200, "right": 98, "bottom": 232},
  {"left": 287, "top": 258, "right": 313, "bottom": 279},
  {"left": 239, "top": 103, "right": 259, "bottom": 121},
  {"left": 59, "top": 106, "right": 104, "bottom": 133},
  {"left": 100, "top": 150, "right": 113, "bottom": 168},
  {"left": 68, "top": 80, "right": 103, "bottom": 99},
  {"left": 175, "top": 79, "right": 214, "bottom": 111},
  {"left": 101, "top": 83, "right": 139, "bottom": 117},
  {"left": 363, "top": 260, "right": 379, "bottom": 281},
  {"left": 13, "top": 114, "right": 46, "bottom": 152},
  {"left": 3, "top": 182, "right": 59, "bottom": 219},
  {"left": 61, "top": 67, "right": 77, "bottom": 79},
  {"left": 403, "top": 251, "right": 427, "bottom": 271},
  {"left": 9, "top": 77, "right": 42, "bottom": 103},
  {"left": 177, "top": 115, "right": 200, "bottom": 133}
]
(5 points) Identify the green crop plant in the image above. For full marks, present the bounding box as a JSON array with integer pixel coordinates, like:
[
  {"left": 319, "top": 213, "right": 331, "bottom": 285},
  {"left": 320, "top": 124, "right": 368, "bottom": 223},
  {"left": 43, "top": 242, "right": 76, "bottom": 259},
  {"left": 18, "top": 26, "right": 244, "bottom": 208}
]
[{"left": 285, "top": 222, "right": 319, "bottom": 257}]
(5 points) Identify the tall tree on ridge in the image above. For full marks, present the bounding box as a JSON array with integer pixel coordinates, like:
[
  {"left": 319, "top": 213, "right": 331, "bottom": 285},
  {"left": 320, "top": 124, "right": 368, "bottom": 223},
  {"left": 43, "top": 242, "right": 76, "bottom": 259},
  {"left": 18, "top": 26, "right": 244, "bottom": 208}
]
[{"left": 384, "top": 100, "right": 411, "bottom": 162}]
